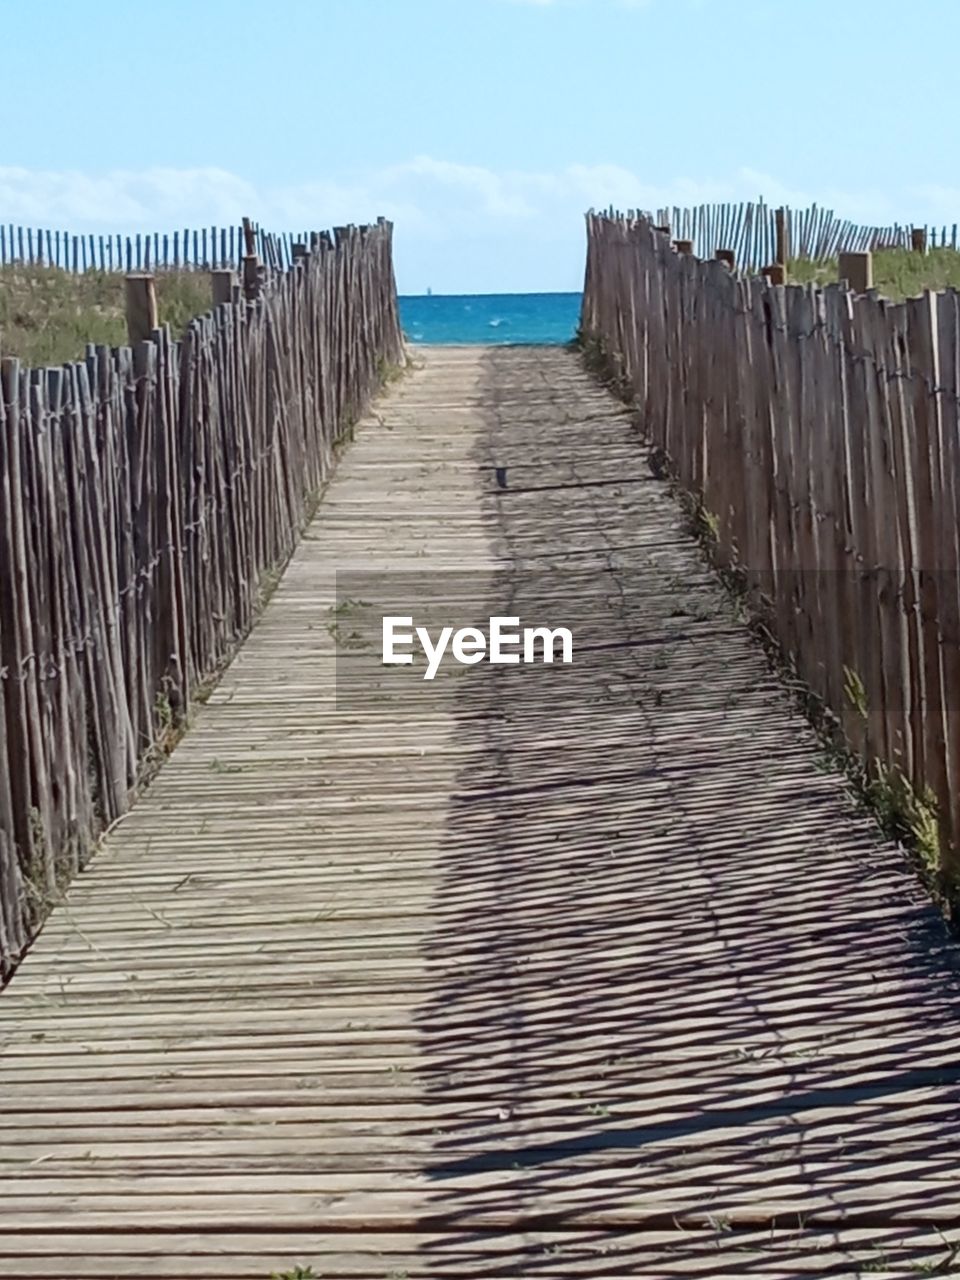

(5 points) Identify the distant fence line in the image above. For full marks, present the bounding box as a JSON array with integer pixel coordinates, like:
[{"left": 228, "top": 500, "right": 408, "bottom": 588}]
[
  {"left": 595, "top": 200, "right": 959, "bottom": 271},
  {"left": 0, "top": 221, "right": 331, "bottom": 273},
  {"left": 0, "top": 218, "right": 404, "bottom": 975},
  {"left": 581, "top": 211, "right": 960, "bottom": 878}
]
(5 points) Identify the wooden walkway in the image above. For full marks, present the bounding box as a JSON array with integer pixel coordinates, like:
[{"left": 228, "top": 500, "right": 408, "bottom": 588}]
[{"left": 3, "top": 346, "right": 960, "bottom": 1277}]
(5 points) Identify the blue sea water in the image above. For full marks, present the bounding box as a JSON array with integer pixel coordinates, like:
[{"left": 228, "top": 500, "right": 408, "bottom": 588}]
[{"left": 398, "top": 292, "right": 582, "bottom": 345}]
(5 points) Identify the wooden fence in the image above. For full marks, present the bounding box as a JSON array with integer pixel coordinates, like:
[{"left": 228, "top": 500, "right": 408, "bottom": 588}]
[
  {"left": 581, "top": 212, "right": 960, "bottom": 876},
  {"left": 607, "top": 199, "right": 959, "bottom": 270},
  {"left": 0, "top": 221, "right": 326, "bottom": 274},
  {"left": 0, "top": 219, "right": 404, "bottom": 974}
]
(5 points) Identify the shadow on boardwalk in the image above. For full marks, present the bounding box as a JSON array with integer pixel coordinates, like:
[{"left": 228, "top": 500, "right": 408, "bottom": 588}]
[{"left": 413, "top": 347, "right": 960, "bottom": 1275}]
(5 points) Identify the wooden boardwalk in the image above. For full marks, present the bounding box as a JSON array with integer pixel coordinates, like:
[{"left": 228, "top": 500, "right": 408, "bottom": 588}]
[{"left": 3, "top": 346, "right": 960, "bottom": 1277}]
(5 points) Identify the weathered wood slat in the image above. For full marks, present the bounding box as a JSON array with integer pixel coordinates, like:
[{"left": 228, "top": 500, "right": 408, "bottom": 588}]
[
  {"left": 0, "top": 221, "right": 404, "bottom": 973},
  {"left": 3, "top": 347, "right": 960, "bottom": 1274},
  {"left": 581, "top": 213, "right": 960, "bottom": 873}
]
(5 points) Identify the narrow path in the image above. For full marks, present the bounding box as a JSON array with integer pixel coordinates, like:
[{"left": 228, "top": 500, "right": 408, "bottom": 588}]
[{"left": 2, "top": 346, "right": 960, "bottom": 1276}]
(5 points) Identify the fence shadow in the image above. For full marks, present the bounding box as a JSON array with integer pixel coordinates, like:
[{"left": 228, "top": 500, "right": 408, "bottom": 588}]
[{"left": 410, "top": 345, "right": 960, "bottom": 1275}]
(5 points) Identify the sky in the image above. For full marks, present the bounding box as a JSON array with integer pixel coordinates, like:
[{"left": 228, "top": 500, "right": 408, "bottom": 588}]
[{"left": 1, "top": 0, "right": 958, "bottom": 294}]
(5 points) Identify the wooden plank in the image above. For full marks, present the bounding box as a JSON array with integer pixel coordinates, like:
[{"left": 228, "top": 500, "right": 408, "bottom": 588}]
[
  {"left": 2, "top": 338, "right": 960, "bottom": 1274},
  {"left": 904, "top": 293, "right": 950, "bottom": 847},
  {"left": 934, "top": 291, "right": 960, "bottom": 865},
  {"left": 0, "top": 222, "right": 403, "bottom": 974},
  {"left": 123, "top": 274, "right": 158, "bottom": 345}
]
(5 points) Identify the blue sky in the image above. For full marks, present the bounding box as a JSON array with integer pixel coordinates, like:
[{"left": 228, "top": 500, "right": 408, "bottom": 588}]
[{"left": 1, "top": 0, "right": 957, "bottom": 293}]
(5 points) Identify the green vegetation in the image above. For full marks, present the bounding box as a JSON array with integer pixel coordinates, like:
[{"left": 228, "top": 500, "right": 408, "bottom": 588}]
[
  {"left": 579, "top": 271, "right": 956, "bottom": 902},
  {"left": 0, "top": 265, "right": 214, "bottom": 366},
  {"left": 376, "top": 353, "right": 415, "bottom": 384},
  {"left": 788, "top": 247, "right": 960, "bottom": 299},
  {"left": 842, "top": 665, "right": 868, "bottom": 722},
  {"left": 866, "top": 763, "right": 941, "bottom": 875}
]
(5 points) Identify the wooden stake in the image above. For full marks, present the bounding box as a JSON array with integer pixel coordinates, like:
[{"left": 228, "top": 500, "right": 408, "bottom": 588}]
[
  {"left": 838, "top": 251, "right": 873, "bottom": 293},
  {"left": 242, "top": 254, "right": 261, "bottom": 301},
  {"left": 715, "top": 249, "right": 736, "bottom": 269},
  {"left": 124, "top": 274, "right": 158, "bottom": 345},
  {"left": 762, "top": 264, "right": 785, "bottom": 285},
  {"left": 911, "top": 226, "right": 928, "bottom": 254},
  {"left": 775, "top": 207, "right": 789, "bottom": 267},
  {"left": 211, "top": 269, "right": 235, "bottom": 307},
  {"left": 674, "top": 239, "right": 694, "bottom": 255}
]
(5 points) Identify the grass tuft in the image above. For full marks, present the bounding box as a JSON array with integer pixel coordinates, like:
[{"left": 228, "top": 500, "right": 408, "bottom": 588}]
[
  {"left": 867, "top": 764, "right": 941, "bottom": 874},
  {"left": 787, "top": 247, "right": 960, "bottom": 299},
  {"left": 0, "top": 265, "right": 215, "bottom": 366}
]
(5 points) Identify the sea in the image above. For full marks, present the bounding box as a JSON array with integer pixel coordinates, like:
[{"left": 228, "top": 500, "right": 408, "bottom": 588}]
[{"left": 398, "top": 292, "right": 582, "bottom": 346}]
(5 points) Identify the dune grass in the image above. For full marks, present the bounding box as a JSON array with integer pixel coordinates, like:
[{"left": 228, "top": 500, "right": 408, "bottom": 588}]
[
  {"left": 787, "top": 247, "right": 960, "bottom": 300},
  {"left": 4, "top": 247, "right": 959, "bottom": 368},
  {"left": 0, "top": 265, "right": 215, "bottom": 366}
]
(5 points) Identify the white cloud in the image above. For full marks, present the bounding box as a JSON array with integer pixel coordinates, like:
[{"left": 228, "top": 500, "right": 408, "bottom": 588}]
[
  {"left": 1, "top": 157, "right": 954, "bottom": 292},
  {"left": 2, "top": 157, "right": 947, "bottom": 235},
  {"left": 0, "top": 165, "right": 257, "bottom": 227},
  {"left": 385, "top": 156, "right": 539, "bottom": 219}
]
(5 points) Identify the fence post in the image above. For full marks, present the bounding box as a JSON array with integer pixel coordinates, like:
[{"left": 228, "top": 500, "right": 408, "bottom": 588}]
[
  {"left": 211, "top": 269, "right": 236, "bottom": 307},
  {"left": 838, "top": 251, "right": 872, "bottom": 293},
  {"left": 241, "top": 216, "right": 257, "bottom": 257},
  {"left": 240, "top": 216, "right": 263, "bottom": 300},
  {"left": 762, "top": 264, "right": 786, "bottom": 285},
  {"left": 674, "top": 239, "right": 694, "bottom": 254},
  {"left": 124, "top": 274, "right": 158, "bottom": 345},
  {"left": 242, "top": 254, "right": 262, "bottom": 301},
  {"left": 775, "top": 207, "right": 789, "bottom": 268},
  {"left": 911, "top": 227, "right": 928, "bottom": 254},
  {"left": 715, "top": 249, "right": 736, "bottom": 269}
]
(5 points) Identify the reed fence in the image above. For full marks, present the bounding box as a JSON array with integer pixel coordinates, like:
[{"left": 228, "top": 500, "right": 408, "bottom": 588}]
[
  {"left": 0, "top": 221, "right": 323, "bottom": 274},
  {"left": 0, "top": 218, "right": 404, "bottom": 974},
  {"left": 609, "top": 199, "right": 959, "bottom": 271},
  {"left": 581, "top": 212, "right": 960, "bottom": 878}
]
